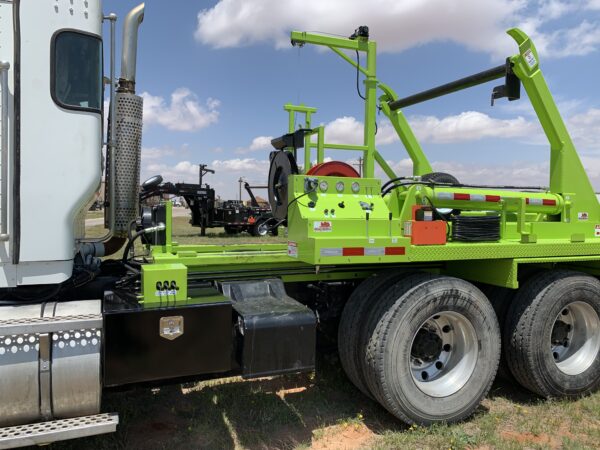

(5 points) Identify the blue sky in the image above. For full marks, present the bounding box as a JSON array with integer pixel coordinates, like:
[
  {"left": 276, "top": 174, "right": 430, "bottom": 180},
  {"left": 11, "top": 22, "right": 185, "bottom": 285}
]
[{"left": 104, "top": 0, "right": 600, "bottom": 200}]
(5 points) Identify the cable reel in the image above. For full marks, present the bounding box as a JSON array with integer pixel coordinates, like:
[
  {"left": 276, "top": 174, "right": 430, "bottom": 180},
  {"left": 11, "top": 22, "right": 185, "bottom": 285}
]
[{"left": 268, "top": 151, "right": 299, "bottom": 220}]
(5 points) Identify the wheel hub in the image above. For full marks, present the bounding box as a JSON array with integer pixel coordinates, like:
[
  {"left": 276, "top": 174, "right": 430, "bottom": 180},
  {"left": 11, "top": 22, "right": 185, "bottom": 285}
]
[
  {"left": 551, "top": 301, "right": 600, "bottom": 375},
  {"left": 409, "top": 311, "right": 478, "bottom": 397},
  {"left": 411, "top": 327, "right": 443, "bottom": 363}
]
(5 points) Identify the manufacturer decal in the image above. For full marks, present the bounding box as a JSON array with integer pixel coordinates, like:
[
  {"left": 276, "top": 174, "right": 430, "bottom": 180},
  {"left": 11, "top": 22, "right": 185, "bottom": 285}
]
[
  {"left": 159, "top": 316, "right": 184, "bottom": 340},
  {"left": 578, "top": 212, "right": 589, "bottom": 221},
  {"left": 287, "top": 241, "right": 298, "bottom": 258},
  {"left": 313, "top": 221, "right": 333, "bottom": 232},
  {"left": 403, "top": 221, "right": 413, "bottom": 236},
  {"left": 595, "top": 225, "right": 600, "bottom": 237},
  {"left": 523, "top": 49, "right": 537, "bottom": 68}
]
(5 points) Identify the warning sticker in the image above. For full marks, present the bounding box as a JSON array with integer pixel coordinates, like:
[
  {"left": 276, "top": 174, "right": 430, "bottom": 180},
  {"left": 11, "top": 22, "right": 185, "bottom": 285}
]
[
  {"left": 523, "top": 49, "right": 537, "bottom": 68},
  {"left": 595, "top": 225, "right": 600, "bottom": 237},
  {"left": 287, "top": 241, "right": 298, "bottom": 258},
  {"left": 313, "top": 221, "right": 333, "bottom": 232},
  {"left": 578, "top": 212, "right": 589, "bottom": 221}
]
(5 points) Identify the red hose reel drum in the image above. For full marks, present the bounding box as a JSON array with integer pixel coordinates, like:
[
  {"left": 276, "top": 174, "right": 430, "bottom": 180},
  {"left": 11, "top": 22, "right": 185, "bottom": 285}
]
[{"left": 306, "top": 161, "right": 360, "bottom": 178}]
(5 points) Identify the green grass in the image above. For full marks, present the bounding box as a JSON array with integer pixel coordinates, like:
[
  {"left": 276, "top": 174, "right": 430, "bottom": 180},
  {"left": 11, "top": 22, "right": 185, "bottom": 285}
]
[
  {"left": 47, "top": 354, "right": 600, "bottom": 450},
  {"left": 63, "top": 212, "right": 600, "bottom": 449}
]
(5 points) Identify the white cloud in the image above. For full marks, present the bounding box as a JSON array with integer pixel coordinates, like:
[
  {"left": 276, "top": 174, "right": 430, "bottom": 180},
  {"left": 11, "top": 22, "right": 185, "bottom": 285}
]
[
  {"left": 320, "top": 112, "right": 540, "bottom": 146},
  {"left": 410, "top": 111, "right": 540, "bottom": 143},
  {"left": 141, "top": 88, "right": 220, "bottom": 132},
  {"left": 567, "top": 108, "right": 600, "bottom": 152},
  {"left": 142, "top": 146, "right": 175, "bottom": 160},
  {"left": 321, "top": 116, "right": 397, "bottom": 146},
  {"left": 235, "top": 135, "right": 274, "bottom": 154},
  {"left": 195, "top": 0, "right": 521, "bottom": 56},
  {"left": 250, "top": 136, "right": 273, "bottom": 151},
  {"left": 194, "top": 0, "right": 600, "bottom": 59},
  {"left": 211, "top": 158, "right": 270, "bottom": 174},
  {"left": 143, "top": 160, "right": 200, "bottom": 184}
]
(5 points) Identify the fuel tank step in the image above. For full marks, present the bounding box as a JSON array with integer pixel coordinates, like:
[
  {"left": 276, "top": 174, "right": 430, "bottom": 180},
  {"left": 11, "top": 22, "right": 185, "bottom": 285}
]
[
  {"left": 222, "top": 279, "right": 316, "bottom": 379},
  {"left": 0, "top": 413, "right": 118, "bottom": 449}
]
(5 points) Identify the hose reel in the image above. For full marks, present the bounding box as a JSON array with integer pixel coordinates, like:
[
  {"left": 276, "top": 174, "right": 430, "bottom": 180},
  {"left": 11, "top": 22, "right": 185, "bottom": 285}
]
[{"left": 268, "top": 151, "right": 299, "bottom": 220}]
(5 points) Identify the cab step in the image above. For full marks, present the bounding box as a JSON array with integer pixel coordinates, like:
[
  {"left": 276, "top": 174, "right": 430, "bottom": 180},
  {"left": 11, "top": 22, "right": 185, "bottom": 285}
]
[{"left": 0, "top": 413, "right": 118, "bottom": 449}]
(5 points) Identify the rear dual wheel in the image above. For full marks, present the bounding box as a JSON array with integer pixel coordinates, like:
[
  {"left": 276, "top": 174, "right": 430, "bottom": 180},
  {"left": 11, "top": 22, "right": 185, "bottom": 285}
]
[
  {"left": 339, "top": 273, "right": 500, "bottom": 424},
  {"left": 504, "top": 270, "right": 600, "bottom": 398}
]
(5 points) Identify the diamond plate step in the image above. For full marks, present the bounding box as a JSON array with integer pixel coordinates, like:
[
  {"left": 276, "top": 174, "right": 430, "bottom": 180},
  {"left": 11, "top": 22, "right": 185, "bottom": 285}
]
[{"left": 0, "top": 413, "right": 118, "bottom": 449}]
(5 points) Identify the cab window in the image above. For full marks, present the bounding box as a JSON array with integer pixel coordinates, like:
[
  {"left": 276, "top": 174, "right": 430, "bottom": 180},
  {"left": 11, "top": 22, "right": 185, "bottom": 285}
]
[{"left": 52, "top": 31, "right": 102, "bottom": 112}]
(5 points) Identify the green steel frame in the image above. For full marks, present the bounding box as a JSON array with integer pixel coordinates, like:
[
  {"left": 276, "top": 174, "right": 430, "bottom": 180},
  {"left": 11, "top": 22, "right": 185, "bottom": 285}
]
[{"left": 145, "top": 28, "right": 600, "bottom": 304}]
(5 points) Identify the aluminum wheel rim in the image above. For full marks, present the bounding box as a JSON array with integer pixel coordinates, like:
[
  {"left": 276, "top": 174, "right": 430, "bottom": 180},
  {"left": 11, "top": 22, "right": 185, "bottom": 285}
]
[
  {"left": 551, "top": 301, "right": 600, "bottom": 376},
  {"left": 257, "top": 222, "right": 269, "bottom": 236},
  {"left": 409, "top": 311, "right": 478, "bottom": 397}
]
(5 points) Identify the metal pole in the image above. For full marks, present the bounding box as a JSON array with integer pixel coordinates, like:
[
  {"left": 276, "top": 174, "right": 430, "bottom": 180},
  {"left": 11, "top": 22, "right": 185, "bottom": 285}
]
[
  {"left": 105, "top": 14, "right": 117, "bottom": 234},
  {"left": 388, "top": 64, "right": 506, "bottom": 110},
  {"left": 0, "top": 61, "right": 10, "bottom": 241}
]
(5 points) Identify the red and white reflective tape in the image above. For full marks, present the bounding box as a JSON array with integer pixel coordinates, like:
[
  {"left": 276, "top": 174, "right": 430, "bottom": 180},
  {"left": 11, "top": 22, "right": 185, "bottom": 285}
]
[
  {"left": 526, "top": 197, "right": 557, "bottom": 206},
  {"left": 436, "top": 192, "right": 557, "bottom": 206},
  {"left": 436, "top": 192, "right": 501, "bottom": 203},
  {"left": 320, "top": 247, "right": 405, "bottom": 257}
]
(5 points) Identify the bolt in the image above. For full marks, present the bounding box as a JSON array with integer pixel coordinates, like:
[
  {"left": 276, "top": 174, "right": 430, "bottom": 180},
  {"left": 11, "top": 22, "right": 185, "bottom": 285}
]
[{"left": 435, "top": 361, "right": 443, "bottom": 370}]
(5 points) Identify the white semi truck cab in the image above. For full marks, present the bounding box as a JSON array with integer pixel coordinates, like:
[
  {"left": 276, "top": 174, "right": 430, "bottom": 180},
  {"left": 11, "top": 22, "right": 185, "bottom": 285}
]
[{"left": 0, "top": 0, "right": 145, "bottom": 445}]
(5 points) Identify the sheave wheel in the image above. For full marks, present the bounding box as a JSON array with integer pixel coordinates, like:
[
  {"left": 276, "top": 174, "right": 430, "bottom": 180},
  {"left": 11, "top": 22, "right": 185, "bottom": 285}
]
[
  {"left": 362, "top": 274, "right": 500, "bottom": 425},
  {"left": 505, "top": 270, "right": 600, "bottom": 398}
]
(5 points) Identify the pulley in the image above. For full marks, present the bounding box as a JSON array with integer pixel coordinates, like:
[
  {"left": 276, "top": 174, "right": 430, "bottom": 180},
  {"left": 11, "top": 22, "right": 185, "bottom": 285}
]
[{"left": 306, "top": 161, "right": 360, "bottom": 178}]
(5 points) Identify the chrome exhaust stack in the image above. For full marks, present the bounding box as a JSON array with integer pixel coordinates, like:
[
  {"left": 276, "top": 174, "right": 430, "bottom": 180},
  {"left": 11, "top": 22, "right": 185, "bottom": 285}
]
[
  {"left": 118, "top": 3, "right": 145, "bottom": 94},
  {"left": 103, "top": 3, "right": 145, "bottom": 242}
]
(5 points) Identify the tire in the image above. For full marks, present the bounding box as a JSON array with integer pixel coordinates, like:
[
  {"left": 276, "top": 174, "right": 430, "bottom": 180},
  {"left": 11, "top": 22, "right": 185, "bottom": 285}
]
[
  {"left": 363, "top": 275, "right": 500, "bottom": 425},
  {"left": 481, "top": 285, "right": 516, "bottom": 381},
  {"left": 504, "top": 270, "right": 600, "bottom": 398},
  {"left": 338, "top": 270, "right": 412, "bottom": 398},
  {"left": 253, "top": 219, "right": 269, "bottom": 237},
  {"left": 421, "top": 172, "right": 459, "bottom": 185}
]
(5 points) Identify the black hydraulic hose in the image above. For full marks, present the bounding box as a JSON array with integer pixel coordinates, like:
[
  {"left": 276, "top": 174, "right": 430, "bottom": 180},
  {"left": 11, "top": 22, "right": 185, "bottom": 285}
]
[
  {"left": 381, "top": 176, "right": 410, "bottom": 191},
  {"left": 121, "top": 223, "right": 166, "bottom": 264},
  {"left": 121, "top": 228, "right": 146, "bottom": 264},
  {"left": 382, "top": 181, "right": 549, "bottom": 197}
]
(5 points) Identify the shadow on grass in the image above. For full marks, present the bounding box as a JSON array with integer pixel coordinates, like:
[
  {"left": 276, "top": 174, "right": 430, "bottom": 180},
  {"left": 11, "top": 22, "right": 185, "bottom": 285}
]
[
  {"left": 487, "top": 377, "right": 544, "bottom": 407},
  {"left": 45, "top": 355, "right": 403, "bottom": 450},
  {"left": 37, "top": 351, "right": 551, "bottom": 450}
]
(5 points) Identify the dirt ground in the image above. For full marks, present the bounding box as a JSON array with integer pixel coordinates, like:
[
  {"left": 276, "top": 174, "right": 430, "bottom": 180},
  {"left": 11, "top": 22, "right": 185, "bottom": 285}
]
[{"left": 43, "top": 213, "right": 600, "bottom": 449}]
